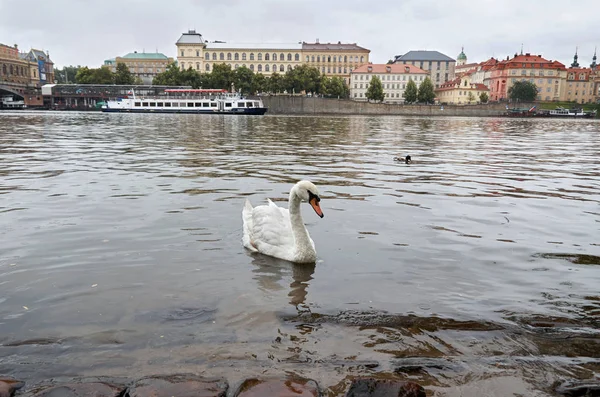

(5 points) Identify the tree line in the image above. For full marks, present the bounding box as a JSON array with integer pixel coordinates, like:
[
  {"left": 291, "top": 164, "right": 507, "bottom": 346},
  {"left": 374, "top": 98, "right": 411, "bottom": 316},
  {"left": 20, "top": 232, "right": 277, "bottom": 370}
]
[
  {"left": 152, "top": 63, "right": 350, "bottom": 98},
  {"left": 54, "top": 63, "right": 142, "bottom": 85}
]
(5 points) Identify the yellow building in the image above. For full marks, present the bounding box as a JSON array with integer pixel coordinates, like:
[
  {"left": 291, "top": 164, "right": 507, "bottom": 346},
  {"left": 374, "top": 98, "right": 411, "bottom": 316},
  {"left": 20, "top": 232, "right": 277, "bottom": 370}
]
[
  {"left": 563, "top": 68, "right": 596, "bottom": 104},
  {"left": 0, "top": 43, "right": 31, "bottom": 86},
  {"left": 175, "top": 30, "right": 370, "bottom": 84},
  {"left": 104, "top": 51, "right": 173, "bottom": 84},
  {"left": 435, "top": 73, "right": 490, "bottom": 104},
  {"left": 350, "top": 63, "right": 429, "bottom": 103}
]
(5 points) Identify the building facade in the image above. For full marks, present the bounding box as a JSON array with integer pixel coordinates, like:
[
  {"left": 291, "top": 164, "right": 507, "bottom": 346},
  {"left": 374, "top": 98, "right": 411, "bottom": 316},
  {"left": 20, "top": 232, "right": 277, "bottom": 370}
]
[
  {"left": 0, "top": 44, "right": 31, "bottom": 86},
  {"left": 20, "top": 48, "right": 54, "bottom": 87},
  {"left": 393, "top": 50, "right": 456, "bottom": 87},
  {"left": 104, "top": 51, "right": 173, "bottom": 84},
  {"left": 175, "top": 30, "right": 370, "bottom": 85},
  {"left": 485, "top": 53, "right": 567, "bottom": 102},
  {"left": 435, "top": 74, "right": 490, "bottom": 104},
  {"left": 1, "top": 43, "right": 54, "bottom": 107},
  {"left": 350, "top": 63, "right": 429, "bottom": 103}
]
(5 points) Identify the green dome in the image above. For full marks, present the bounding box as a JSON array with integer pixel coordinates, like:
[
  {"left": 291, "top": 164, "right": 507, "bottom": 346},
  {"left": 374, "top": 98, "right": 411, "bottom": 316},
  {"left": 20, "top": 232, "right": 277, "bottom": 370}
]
[{"left": 457, "top": 47, "right": 467, "bottom": 60}]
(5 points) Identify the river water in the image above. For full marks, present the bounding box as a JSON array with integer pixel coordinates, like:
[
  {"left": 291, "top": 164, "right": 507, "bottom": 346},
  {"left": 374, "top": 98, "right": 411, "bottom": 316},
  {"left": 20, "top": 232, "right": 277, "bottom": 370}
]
[{"left": 1, "top": 111, "right": 599, "bottom": 396}]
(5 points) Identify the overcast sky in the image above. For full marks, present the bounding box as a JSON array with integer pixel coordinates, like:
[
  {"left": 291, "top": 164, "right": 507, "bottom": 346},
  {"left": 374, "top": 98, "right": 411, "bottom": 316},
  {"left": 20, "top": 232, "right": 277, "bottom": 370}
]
[{"left": 1, "top": 0, "right": 597, "bottom": 69}]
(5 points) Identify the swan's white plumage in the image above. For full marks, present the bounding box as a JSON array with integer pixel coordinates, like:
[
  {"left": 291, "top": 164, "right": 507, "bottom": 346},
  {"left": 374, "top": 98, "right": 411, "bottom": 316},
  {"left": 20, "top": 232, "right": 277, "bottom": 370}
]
[{"left": 242, "top": 181, "right": 321, "bottom": 263}]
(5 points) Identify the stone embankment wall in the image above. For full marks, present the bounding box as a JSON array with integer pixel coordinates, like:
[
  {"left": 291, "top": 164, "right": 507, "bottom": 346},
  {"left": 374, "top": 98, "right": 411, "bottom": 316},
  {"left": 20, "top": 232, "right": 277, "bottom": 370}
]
[{"left": 260, "top": 96, "right": 533, "bottom": 117}]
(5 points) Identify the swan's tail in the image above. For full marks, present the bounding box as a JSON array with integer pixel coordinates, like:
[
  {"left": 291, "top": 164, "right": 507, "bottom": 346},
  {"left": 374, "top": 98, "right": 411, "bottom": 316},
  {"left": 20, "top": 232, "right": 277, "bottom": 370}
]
[{"left": 242, "top": 199, "right": 258, "bottom": 252}]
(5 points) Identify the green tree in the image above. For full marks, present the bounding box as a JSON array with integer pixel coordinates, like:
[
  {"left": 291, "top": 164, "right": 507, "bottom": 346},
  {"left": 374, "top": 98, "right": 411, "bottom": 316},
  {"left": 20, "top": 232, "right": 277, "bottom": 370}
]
[
  {"left": 92, "top": 67, "right": 115, "bottom": 84},
  {"left": 75, "top": 66, "right": 94, "bottom": 84},
  {"left": 479, "top": 92, "right": 489, "bottom": 103},
  {"left": 210, "top": 63, "right": 234, "bottom": 90},
  {"left": 55, "top": 65, "right": 81, "bottom": 84},
  {"left": 134, "top": 76, "right": 143, "bottom": 85},
  {"left": 283, "top": 64, "right": 322, "bottom": 94},
  {"left": 417, "top": 76, "right": 435, "bottom": 103},
  {"left": 403, "top": 79, "right": 418, "bottom": 103},
  {"left": 180, "top": 67, "right": 202, "bottom": 88},
  {"left": 253, "top": 73, "right": 268, "bottom": 94},
  {"left": 508, "top": 80, "right": 538, "bottom": 102},
  {"left": 152, "top": 62, "right": 182, "bottom": 86},
  {"left": 386, "top": 59, "right": 394, "bottom": 64},
  {"left": 322, "top": 76, "right": 349, "bottom": 98},
  {"left": 467, "top": 91, "right": 476, "bottom": 104},
  {"left": 366, "top": 75, "right": 384, "bottom": 102},
  {"left": 233, "top": 66, "right": 255, "bottom": 94},
  {"left": 114, "top": 63, "right": 134, "bottom": 85},
  {"left": 268, "top": 72, "right": 284, "bottom": 93}
]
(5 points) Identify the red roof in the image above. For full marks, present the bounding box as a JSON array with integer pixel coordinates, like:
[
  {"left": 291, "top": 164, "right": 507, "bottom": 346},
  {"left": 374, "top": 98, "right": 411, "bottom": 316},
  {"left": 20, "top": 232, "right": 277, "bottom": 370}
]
[
  {"left": 352, "top": 63, "right": 428, "bottom": 74},
  {"left": 436, "top": 77, "right": 489, "bottom": 92}
]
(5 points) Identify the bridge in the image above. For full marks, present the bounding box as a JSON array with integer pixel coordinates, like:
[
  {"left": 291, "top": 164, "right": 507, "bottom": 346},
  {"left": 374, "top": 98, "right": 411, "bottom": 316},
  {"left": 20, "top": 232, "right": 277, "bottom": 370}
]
[{"left": 0, "top": 81, "right": 43, "bottom": 108}]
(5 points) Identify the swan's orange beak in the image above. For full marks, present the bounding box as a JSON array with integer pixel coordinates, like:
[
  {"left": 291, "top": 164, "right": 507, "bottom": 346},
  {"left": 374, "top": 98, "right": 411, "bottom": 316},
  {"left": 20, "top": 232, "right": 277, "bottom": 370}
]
[{"left": 310, "top": 197, "right": 324, "bottom": 218}]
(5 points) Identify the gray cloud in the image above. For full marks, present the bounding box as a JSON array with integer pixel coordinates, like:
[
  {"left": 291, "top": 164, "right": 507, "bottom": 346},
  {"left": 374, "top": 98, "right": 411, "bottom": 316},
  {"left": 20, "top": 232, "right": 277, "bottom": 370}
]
[{"left": 0, "top": 0, "right": 596, "bottom": 69}]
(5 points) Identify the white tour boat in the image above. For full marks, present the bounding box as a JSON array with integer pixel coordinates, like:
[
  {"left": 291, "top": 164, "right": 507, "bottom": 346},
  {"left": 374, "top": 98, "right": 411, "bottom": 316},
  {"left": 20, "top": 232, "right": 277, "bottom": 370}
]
[{"left": 101, "top": 89, "right": 268, "bottom": 115}]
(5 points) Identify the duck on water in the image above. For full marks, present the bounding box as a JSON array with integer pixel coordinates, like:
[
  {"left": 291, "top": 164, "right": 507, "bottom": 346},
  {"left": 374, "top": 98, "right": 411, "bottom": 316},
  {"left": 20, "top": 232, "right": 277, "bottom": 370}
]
[{"left": 394, "top": 155, "right": 412, "bottom": 164}]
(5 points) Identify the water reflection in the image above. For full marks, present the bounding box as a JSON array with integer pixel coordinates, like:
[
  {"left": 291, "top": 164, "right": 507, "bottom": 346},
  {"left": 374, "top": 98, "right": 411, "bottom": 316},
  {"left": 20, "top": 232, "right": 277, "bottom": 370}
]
[
  {"left": 250, "top": 255, "right": 315, "bottom": 309},
  {"left": 1, "top": 111, "right": 600, "bottom": 395}
]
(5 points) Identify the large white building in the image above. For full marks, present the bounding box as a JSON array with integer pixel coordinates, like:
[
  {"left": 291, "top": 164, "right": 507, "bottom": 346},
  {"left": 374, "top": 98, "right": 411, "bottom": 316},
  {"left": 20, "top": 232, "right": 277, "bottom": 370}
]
[{"left": 350, "top": 63, "right": 429, "bottom": 103}]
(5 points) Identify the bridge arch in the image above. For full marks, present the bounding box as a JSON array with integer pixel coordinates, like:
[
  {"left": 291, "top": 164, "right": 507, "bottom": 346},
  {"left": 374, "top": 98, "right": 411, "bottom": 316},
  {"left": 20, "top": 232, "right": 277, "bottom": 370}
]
[{"left": 0, "top": 85, "right": 25, "bottom": 100}]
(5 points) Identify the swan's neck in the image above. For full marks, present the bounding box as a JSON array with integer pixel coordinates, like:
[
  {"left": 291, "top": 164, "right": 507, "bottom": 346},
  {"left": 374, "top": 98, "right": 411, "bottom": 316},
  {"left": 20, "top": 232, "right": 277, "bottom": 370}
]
[{"left": 289, "top": 191, "right": 313, "bottom": 253}]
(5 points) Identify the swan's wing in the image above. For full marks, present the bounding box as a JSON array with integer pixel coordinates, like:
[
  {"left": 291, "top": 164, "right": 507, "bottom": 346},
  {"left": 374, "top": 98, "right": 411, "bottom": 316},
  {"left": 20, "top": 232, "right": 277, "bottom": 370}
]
[
  {"left": 242, "top": 199, "right": 258, "bottom": 251},
  {"left": 250, "top": 202, "right": 295, "bottom": 256}
]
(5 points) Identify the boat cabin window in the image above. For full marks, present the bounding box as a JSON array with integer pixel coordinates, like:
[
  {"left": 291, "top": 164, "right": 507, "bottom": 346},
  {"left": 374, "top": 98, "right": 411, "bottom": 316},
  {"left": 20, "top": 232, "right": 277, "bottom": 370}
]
[
  {"left": 179, "top": 103, "right": 186, "bottom": 107},
  {"left": 188, "top": 102, "right": 194, "bottom": 107},
  {"left": 195, "top": 102, "right": 202, "bottom": 107},
  {"left": 164, "top": 102, "right": 171, "bottom": 107},
  {"left": 134, "top": 102, "right": 141, "bottom": 107},
  {"left": 157, "top": 102, "right": 163, "bottom": 107},
  {"left": 246, "top": 102, "right": 254, "bottom": 108},
  {"left": 210, "top": 103, "right": 217, "bottom": 107},
  {"left": 225, "top": 103, "right": 232, "bottom": 107},
  {"left": 172, "top": 102, "right": 178, "bottom": 107},
  {"left": 149, "top": 102, "right": 156, "bottom": 107},
  {"left": 142, "top": 102, "right": 148, "bottom": 107},
  {"left": 202, "top": 103, "right": 209, "bottom": 107}
]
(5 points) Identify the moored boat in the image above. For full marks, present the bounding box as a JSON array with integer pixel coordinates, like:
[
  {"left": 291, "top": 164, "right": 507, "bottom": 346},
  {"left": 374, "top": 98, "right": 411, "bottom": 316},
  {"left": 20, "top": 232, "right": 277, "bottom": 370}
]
[{"left": 101, "top": 89, "right": 268, "bottom": 115}]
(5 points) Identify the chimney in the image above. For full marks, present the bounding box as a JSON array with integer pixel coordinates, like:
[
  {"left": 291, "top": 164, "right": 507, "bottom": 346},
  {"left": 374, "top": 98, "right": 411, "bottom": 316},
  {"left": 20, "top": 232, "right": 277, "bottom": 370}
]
[
  {"left": 316, "top": 38, "right": 319, "bottom": 44},
  {"left": 367, "top": 65, "right": 372, "bottom": 72}
]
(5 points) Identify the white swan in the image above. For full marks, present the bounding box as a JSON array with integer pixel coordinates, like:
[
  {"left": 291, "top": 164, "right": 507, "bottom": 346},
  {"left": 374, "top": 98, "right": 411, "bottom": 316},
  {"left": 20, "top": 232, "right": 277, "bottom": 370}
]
[{"left": 242, "top": 180, "right": 324, "bottom": 264}]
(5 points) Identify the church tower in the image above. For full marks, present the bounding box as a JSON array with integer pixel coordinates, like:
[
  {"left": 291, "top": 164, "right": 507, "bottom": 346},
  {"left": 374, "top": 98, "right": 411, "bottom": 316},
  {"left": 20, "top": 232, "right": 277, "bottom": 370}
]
[
  {"left": 457, "top": 46, "right": 467, "bottom": 66},
  {"left": 571, "top": 47, "right": 580, "bottom": 67}
]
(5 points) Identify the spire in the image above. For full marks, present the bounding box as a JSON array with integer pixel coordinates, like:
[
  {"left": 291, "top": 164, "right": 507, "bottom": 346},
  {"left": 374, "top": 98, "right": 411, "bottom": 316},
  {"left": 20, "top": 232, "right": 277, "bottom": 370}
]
[
  {"left": 520, "top": 43, "right": 523, "bottom": 55},
  {"left": 571, "top": 46, "right": 580, "bottom": 67},
  {"left": 591, "top": 46, "right": 597, "bottom": 69}
]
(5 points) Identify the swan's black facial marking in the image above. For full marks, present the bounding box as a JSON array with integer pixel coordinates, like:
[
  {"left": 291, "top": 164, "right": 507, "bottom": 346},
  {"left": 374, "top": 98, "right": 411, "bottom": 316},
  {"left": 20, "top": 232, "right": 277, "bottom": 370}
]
[{"left": 307, "top": 190, "right": 324, "bottom": 218}]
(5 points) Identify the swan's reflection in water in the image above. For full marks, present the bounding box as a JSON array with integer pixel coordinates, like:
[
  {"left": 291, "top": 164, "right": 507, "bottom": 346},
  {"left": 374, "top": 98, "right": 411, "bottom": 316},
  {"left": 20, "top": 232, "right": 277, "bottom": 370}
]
[{"left": 250, "top": 255, "right": 316, "bottom": 309}]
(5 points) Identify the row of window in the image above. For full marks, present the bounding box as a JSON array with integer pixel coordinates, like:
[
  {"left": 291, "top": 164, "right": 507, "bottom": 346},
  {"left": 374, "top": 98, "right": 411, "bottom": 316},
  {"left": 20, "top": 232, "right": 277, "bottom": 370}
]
[
  {"left": 511, "top": 69, "right": 556, "bottom": 76},
  {"left": 306, "top": 55, "right": 364, "bottom": 63},
  {"left": 134, "top": 101, "right": 218, "bottom": 108},
  {"left": 353, "top": 82, "right": 419, "bottom": 90},
  {"left": 183, "top": 62, "right": 355, "bottom": 75},
  {"left": 1, "top": 63, "right": 29, "bottom": 77},
  {"left": 568, "top": 72, "right": 589, "bottom": 81},
  {"left": 354, "top": 74, "right": 425, "bottom": 82},
  {"left": 353, "top": 92, "right": 404, "bottom": 98},
  {"left": 183, "top": 50, "right": 302, "bottom": 62},
  {"left": 400, "top": 60, "right": 451, "bottom": 70}
]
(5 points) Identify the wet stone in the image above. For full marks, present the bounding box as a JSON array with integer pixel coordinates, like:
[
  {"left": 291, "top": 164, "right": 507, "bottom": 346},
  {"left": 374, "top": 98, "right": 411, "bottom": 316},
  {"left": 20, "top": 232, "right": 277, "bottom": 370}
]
[
  {"left": 234, "top": 377, "right": 320, "bottom": 397},
  {"left": 127, "top": 374, "right": 227, "bottom": 397},
  {"left": 29, "top": 382, "right": 123, "bottom": 397},
  {"left": 0, "top": 378, "right": 25, "bottom": 397},
  {"left": 555, "top": 380, "right": 600, "bottom": 396},
  {"left": 345, "top": 378, "right": 425, "bottom": 397}
]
